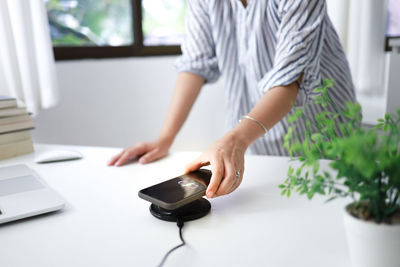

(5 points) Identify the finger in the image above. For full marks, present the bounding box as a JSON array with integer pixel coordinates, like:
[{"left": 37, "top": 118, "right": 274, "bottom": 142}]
[
  {"left": 206, "top": 155, "right": 224, "bottom": 198},
  {"left": 139, "top": 148, "right": 165, "bottom": 164},
  {"left": 228, "top": 179, "right": 239, "bottom": 194},
  {"left": 215, "top": 159, "right": 236, "bottom": 197},
  {"left": 228, "top": 169, "right": 242, "bottom": 194},
  {"left": 107, "top": 151, "right": 124, "bottom": 166},
  {"left": 115, "top": 147, "right": 145, "bottom": 166},
  {"left": 115, "top": 144, "right": 151, "bottom": 166},
  {"left": 228, "top": 156, "right": 245, "bottom": 193},
  {"left": 184, "top": 156, "right": 209, "bottom": 174},
  {"left": 114, "top": 151, "right": 134, "bottom": 167}
]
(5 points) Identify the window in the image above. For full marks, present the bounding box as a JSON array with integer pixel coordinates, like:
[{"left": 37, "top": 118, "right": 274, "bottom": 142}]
[
  {"left": 142, "top": 1, "right": 186, "bottom": 46},
  {"left": 385, "top": 0, "right": 400, "bottom": 51},
  {"left": 45, "top": 0, "right": 186, "bottom": 60}
]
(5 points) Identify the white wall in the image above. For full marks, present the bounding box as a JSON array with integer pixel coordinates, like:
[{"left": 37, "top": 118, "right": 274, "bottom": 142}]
[{"left": 32, "top": 56, "right": 226, "bottom": 151}]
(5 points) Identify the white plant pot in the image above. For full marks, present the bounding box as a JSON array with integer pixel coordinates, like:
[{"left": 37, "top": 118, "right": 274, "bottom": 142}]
[{"left": 343, "top": 204, "right": 400, "bottom": 267}]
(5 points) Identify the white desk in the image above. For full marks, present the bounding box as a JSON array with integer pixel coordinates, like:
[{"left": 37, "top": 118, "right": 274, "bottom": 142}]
[{"left": 0, "top": 144, "right": 351, "bottom": 267}]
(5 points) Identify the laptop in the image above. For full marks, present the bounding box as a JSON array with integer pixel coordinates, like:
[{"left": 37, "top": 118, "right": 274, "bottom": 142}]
[{"left": 0, "top": 164, "right": 65, "bottom": 224}]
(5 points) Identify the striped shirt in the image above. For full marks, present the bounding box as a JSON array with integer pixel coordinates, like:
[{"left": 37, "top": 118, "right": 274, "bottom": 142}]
[{"left": 175, "top": 0, "right": 356, "bottom": 156}]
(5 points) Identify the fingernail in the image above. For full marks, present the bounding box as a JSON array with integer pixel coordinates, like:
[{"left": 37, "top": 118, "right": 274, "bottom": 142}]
[
  {"left": 139, "top": 158, "right": 146, "bottom": 164},
  {"left": 207, "top": 191, "right": 214, "bottom": 198}
]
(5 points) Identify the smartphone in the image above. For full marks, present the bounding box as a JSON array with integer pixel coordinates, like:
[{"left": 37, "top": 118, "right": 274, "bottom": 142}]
[{"left": 138, "top": 169, "right": 211, "bottom": 210}]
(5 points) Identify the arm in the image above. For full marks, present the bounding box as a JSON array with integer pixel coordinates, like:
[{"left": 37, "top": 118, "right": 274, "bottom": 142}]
[
  {"left": 158, "top": 72, "right": 205, "bottom": 149},
  {"left": 234, "top": 83, "right": 299, "bottom": 147},
  {"left": 108, "top": 72, "right": 204, "bottom": 166},
  {"left": 185, "top": 82, "right": 299, "bottom": 198},
  {"left": 259, "top": 0, "right": 326, "bottom": 106}
]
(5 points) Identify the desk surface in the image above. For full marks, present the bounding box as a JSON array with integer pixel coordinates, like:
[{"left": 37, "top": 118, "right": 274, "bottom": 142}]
[{"left": 0, "top": 144, "right": 351, "bottom": 267}]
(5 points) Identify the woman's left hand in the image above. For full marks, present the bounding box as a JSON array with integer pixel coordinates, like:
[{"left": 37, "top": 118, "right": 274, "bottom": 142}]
[
  {"left": 184, "top": 83, "right": 300, "bottom": 198},
  {"left": 184, "top": 132, "right": 248, "bottom": 198}
]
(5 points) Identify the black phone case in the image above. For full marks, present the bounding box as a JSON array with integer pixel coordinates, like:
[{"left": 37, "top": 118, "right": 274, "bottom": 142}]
[{"left": 138, "top": 169, "right": 211, "bottom": 210}]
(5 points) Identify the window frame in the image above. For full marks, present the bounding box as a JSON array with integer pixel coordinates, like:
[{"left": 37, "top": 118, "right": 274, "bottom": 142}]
[
  {"left": 52, "top": 0, "right": 181, "bottom": 60},
  {"left": 385, "top": 36, "right": 400, "bottom": 52}
]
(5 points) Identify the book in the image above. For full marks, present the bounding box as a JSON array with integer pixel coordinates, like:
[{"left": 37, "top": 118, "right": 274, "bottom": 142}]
[
  {"left": 0, "top": 130, "right": 32, "bottom": 145},
  {"left": 0, "top": 107, "right": 28, "bottom": 118},
  {"left": 0, "top": 96, "right": 17, "bottom": 109},
  {"left": 0, "top": 138, "right": 34, "bottom": 161},
  {"left": 0, "top": 114, "right": 34, "bottom": 134}
]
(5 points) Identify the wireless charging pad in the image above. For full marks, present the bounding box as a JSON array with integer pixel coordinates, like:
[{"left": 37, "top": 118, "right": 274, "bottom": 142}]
[{"left": 150, "top": 198, "right": 211, "bottom": 222}]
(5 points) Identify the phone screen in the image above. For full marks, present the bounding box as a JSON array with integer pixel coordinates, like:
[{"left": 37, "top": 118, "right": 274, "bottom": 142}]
[{"left": 138, "top": 169, "right": 211, "bottom": 210}]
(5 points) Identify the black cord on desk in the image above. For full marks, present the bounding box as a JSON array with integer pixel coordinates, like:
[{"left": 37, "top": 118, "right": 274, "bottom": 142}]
[{"left": 158, "top": 218, "right": 186, "bottom": 267}]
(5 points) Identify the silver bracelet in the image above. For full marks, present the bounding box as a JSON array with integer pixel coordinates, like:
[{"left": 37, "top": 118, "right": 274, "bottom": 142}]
[{"left": 240, "top": 115, "right": 268, "bottom": 135}]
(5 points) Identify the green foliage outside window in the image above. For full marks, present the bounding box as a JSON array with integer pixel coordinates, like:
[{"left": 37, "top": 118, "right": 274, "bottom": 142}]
[
  {"left": 46, "top": 0, "right": 133, "bottom": 46},
  {"left": 45, "top": 0, "right": 186, "bottom": 47},
  {"left": 142, "top": 0, "right": 186, "bottom": 45}
]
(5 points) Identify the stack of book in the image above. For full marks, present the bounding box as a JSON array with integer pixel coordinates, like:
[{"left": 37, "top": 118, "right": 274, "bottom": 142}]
[{"left": 0, "top": 96, "right": 34, "bottom": 160}]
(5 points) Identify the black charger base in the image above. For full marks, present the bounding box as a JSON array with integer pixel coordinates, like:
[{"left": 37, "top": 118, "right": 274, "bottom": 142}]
[{"left": 150, "top": 198, "right": 211, "bottom": 222}]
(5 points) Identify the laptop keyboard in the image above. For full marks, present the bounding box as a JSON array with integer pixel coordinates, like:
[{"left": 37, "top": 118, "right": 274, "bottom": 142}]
[{"left": 0, "top": 175, "right": 44, "bottom": 197}]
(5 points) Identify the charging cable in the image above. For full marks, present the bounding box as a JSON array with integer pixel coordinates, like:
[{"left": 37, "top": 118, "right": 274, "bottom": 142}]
[{"left": 158, "top": 218, "right": 186, "bottom": 267}]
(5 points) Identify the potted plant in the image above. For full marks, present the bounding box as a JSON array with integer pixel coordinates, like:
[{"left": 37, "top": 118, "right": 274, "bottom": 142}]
[{"left": 279, "top": 79, "right": 400, "bottom": 267}]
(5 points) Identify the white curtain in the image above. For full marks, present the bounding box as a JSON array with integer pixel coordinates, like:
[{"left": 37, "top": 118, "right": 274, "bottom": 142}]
[
  {"left": 0, "top": 0, "right": 59, "bottom": 114},
  {"left": 326, "top": 0, "right": 388, "bottom": 94}
]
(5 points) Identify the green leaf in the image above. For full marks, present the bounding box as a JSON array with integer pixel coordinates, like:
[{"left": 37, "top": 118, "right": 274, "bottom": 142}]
[
  {"left": 311, "top": 133, "right": 323, "bottom": 142},
  {"left": 287, "top": 166, "right": 294, "bottom": 176},
  {"left": 323, "top": 78, "right": 334, "bottom": 88},
  {"left": 312, "top": 163, "right": 320, "bottom": 174},
  {"left": 383, "top": 124, "right": 389, "bottom": 132},
  {"left": 296, "top": 109, "right": 303, "bottom": 116},
  {"left": 288, "top": 115, "right": 296, "bottom": 124},
  {"left": 325, "top": 196, "right": 338, "bottom": 203}
]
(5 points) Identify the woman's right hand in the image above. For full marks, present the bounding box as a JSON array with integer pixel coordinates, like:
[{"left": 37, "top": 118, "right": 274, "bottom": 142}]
[{"left": 107, "top": 138, "right": 172, "bottom": 167}]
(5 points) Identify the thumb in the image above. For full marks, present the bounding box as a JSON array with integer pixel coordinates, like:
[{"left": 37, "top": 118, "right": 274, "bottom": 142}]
[{"left": 184, "top": 156, "right": 209, "bottom": 174}]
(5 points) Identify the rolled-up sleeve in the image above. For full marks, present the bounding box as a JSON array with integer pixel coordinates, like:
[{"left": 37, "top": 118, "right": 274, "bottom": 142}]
[
  {"left": 174, "top": 0, "right": 220, "bottom": 83},
  {"left": 258, "top": 0, "right": 326, "bottom": 106}
]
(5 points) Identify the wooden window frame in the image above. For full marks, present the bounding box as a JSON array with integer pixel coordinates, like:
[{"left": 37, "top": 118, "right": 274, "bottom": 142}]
[{"left": 53, "top": 0, "right": 181, "bottom": 60}]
